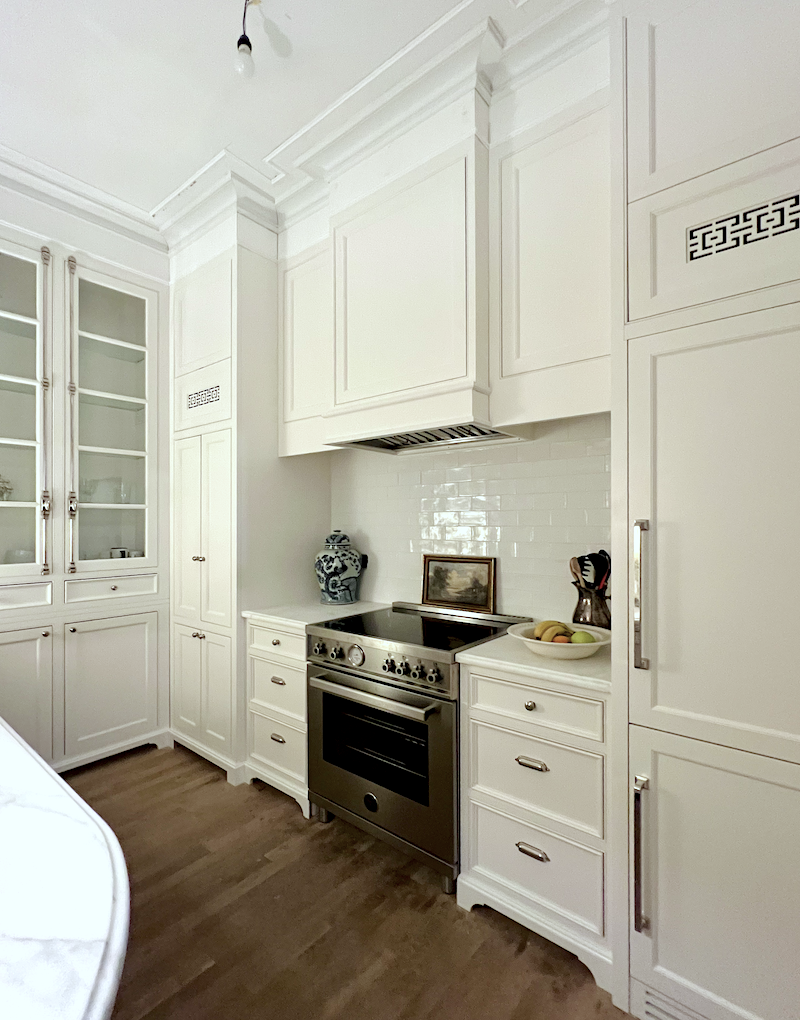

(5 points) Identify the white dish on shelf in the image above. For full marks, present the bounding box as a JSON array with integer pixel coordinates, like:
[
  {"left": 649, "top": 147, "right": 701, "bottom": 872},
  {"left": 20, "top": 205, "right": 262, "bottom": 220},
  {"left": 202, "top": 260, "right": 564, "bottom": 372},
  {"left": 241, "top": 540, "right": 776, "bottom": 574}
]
[{"left": 507, "top": 622, "right": 611, "bottom": 660}]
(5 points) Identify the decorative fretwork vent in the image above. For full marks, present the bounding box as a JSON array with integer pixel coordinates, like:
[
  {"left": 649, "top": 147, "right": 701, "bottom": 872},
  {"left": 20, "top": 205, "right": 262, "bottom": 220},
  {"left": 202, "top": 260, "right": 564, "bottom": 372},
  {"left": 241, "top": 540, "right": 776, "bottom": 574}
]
[
  {"left": 687, "top": 191, "right": 799, "bottom": 261},
  {"left": 332, "top": 423, "right": 518, "bottom": 454},
  {"left": 187, "top": 385, "right": 220, "bottom": 409}
]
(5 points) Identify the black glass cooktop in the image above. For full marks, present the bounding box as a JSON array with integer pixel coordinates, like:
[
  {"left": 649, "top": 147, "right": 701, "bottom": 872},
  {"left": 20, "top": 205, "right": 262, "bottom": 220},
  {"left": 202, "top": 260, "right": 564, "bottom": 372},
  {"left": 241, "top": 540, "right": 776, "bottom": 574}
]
[{"left": 318, "top": 607, "right": 508, "bottom": 652}]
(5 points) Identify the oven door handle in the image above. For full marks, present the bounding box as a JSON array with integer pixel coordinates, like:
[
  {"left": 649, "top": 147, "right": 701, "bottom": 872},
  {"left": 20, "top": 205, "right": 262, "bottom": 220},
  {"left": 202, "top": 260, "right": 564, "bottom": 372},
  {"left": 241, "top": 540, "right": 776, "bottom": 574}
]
[{"left": 309, "top": 675, "right": 441, "bottom": 722}]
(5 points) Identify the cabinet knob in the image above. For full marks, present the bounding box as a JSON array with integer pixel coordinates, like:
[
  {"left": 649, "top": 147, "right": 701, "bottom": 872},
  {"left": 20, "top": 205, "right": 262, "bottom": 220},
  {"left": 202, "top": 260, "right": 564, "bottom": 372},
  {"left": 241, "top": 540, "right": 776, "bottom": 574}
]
[
  {"left": 192, "top": 632, "right": 199, "bottom": 638},
  {"left": 272, "top": 638, "right": 280, "bottom": 646},
  {"left": 191, "top": 556, "right": 198, "bottom": 561},
  {"left": 197, "top": 556, "right": 206, "bottom": 562},
  {"left": 198, "top": 632, "right": 206, "bottom": 639},
  {"left": 524, "top": 700, "right": 536, "bottom": 712},
  {"left": 110, "top": 585, "right": 118, "bottom": 591},
  {"left": 41, "top": 631, "right": 49, "bottom": 637},
  {"left": 69, "top": 627, "right": 77, "bottom": 633}
]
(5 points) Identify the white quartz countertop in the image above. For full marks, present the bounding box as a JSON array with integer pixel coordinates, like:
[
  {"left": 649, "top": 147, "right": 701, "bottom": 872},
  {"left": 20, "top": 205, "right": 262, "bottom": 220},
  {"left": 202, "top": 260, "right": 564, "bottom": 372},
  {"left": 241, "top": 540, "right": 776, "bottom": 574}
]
[
  {"left": 456, "top": 634, "right": 612, "bottom": 693},
  {"left": 242, "top": 601, "right": 388, "bottom": 628},
  {"left": 0, "top": 716, "right": 129, "bottom": 1020}
]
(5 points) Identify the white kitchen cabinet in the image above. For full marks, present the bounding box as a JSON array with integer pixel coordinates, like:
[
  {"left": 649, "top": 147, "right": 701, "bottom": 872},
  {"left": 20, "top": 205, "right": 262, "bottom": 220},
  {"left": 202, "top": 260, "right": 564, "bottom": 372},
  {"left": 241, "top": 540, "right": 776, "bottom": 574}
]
[
  {"left": 0, "top": 626, "right": 52, "bottom": 760},
  {"left": 629, "top": 725, "right": 800, "bottom": 1020},
  {"left": 624, "top": 0, "right": 800, "bottom": 203},
  {"left": 171, "top": 623, "right": 232, "bottom": 758},
  {"left": 628, "top": 303, "right": 800, "bottom": 765},
  {"left": 64, "top": 612, "right": 158, "bottom": 759},
  {"left": 279, "top": 241, "right": 333, "bottom": 456},
  {"left": 172, "top": 430, "right": 233, "bottom": 629},
  {"left": 172, "top": 250, "right": 233, "bottom": 377},
  {"left": 456, "top": 638, "right": 612, "bottom": 994},
  {"left": 490, "top": 100, "right": 611, "bottom": 427}
]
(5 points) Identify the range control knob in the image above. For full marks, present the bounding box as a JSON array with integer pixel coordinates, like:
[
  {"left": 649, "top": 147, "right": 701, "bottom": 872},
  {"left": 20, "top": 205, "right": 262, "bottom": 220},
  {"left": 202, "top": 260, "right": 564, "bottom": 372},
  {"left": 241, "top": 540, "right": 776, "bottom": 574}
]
[
  {"left": 312, "top": 641, "right": 327, "bottom": 656},
  {"left": 382, "top": 658, "right": 396, "bottom": 673},
  {"left": 395, "top": 660, "right": 411, "bottom": 676},
  {"left": 328, "top": 646, "right": 344, "bottom": 661},
  {"left": 426, "top": 667, "right": 443, "bottom": 684},
  {"left": 409, "top": 663, "right": 426, "bottom": 680}
]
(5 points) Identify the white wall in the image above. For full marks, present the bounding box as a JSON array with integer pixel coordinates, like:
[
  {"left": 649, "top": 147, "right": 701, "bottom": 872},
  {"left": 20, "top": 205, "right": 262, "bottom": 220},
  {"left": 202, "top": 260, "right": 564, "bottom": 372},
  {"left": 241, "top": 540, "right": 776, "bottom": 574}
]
[{"left": 330, "top": 412, "right": 610, "bottom": 620}]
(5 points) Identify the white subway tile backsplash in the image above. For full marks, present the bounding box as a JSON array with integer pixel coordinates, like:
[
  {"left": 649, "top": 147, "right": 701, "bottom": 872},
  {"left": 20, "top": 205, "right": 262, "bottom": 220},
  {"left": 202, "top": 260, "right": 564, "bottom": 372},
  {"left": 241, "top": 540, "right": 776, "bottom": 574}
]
[{"left": 330, "top": 413, "right": 610, "bottom": 619}]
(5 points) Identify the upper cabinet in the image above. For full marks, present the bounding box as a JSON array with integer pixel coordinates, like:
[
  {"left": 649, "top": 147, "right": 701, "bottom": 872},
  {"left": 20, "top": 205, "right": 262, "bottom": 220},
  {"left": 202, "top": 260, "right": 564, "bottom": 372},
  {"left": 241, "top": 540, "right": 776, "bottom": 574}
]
[
  {"left": 327, "top": 140, "right": 489, "bottom": 444},
  {"left": 490, "top": 101, "right": 611, "bottom": 427},
  {"left": 173, "top": 250, "right": 233, "bottom": 377}
]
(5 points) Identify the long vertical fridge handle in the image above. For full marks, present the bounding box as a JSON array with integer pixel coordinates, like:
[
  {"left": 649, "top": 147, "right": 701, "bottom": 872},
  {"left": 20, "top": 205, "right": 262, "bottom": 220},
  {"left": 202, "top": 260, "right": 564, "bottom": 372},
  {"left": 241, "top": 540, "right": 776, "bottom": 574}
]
[
  {"left": 67, "top": 256, "right": 77, "bottom": 574},
  {"left": 40, "top": 246, "right": 51, "bottom": 576},
  {"left": 633, "top": 775, "right": 650, "bottom": 933},
  {"left": 633, "top": 519, "right": 649, "bottom": 669}
]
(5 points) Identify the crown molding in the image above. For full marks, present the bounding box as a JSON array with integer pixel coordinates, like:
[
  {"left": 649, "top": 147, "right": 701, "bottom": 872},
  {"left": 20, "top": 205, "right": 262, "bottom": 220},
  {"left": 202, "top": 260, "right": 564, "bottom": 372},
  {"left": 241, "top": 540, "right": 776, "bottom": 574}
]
[
  {"left": 152, "top": 150, "right": 278, "bottom": 252},
  {"left": 0, "top": 143, "right": 166, "bottom": 252}
]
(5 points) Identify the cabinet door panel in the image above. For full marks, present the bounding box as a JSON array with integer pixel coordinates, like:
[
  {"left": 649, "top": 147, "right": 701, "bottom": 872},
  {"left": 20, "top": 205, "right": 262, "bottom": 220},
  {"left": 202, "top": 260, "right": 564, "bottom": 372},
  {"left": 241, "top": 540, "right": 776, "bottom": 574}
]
[
  {"left": 200, "top": 430, "right": 232, "bottom": 628},
  {"left": 281, "top": 246, "right": 333, "bottom": 422},
  {"left": 626, "top": 0, "right": 800, "bottom": 200},
  {"left": 0, "top": 627, "right": 52, "bottom": 760},
  {"left": 173, "top": 436, "right": 201, "bottom": 620},
  {"left": 172, "top": 624, "right": 202, "bottom": 740},
  {"left": 64, "top": 613, "right": 158, "bottom": 758},
  {"left": 202, "top": 630, "right": 231, "bottom": 755},
  {"left": 629, "top": 306, "right": 800, "bottom": 762},
  {"left": 173, "top": 252, "right": 233, "bottom": 376},
  {"left": 631, "top": 726, "right": 800, "bottom": 1020}
]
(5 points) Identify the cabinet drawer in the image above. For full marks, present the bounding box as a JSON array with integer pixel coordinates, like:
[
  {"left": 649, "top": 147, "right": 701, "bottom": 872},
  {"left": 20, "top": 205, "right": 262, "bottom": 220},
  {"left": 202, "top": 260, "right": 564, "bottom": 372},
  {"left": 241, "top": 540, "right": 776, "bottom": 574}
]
[
  {"left": 471, "top": 673, "right": 604, "bottom": 742},
  {"left": 64, "top": 574, "right": 158, "bottom": 604},
  {"left": 250, "top": 656, "right": 306, "bottom": 723},
  {"left": 471, "top": 802, "right": 604, "bottom": 936},
  {"left": 250, "top": 710, "right": 306, "bottom": 781},
  {"left": 0, "top": 582, "right": 52, "bottom": 611},
  {"left": 248, "top": 624, "right": 305, "bottom": 661},
  {"left": 472, "top": 721, "right": 604, "bottom": 838}
]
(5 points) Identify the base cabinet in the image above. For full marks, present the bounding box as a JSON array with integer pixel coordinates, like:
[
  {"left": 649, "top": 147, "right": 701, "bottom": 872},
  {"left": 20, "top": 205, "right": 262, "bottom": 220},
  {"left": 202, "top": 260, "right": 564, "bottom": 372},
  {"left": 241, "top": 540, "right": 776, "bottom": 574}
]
[
  {"left": 64, "top": 613, "right": 158, "bottom": 759},
  {"left": 171, "top": 624, "right": 232, "bottom": 760},
  {"left": 630, "top": 726, "right": 800, "bottom": 1020},
  {"left": 0, "top": 627, "right": 53, "bottom": 760}
]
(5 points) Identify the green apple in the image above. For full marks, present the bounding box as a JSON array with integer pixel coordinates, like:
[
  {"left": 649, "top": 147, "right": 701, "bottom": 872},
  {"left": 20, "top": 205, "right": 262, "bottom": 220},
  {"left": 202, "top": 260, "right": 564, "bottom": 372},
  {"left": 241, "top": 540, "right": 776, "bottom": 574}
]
[{"left": 571, "top": 631, "right": 595, "bottom": 644}]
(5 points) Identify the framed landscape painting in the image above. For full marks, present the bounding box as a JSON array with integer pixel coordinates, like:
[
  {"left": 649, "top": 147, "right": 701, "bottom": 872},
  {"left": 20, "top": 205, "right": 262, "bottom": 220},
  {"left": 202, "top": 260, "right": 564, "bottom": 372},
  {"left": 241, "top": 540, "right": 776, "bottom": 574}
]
[{"left": 421, "top": 555, "right": 496, "bottom": 614}]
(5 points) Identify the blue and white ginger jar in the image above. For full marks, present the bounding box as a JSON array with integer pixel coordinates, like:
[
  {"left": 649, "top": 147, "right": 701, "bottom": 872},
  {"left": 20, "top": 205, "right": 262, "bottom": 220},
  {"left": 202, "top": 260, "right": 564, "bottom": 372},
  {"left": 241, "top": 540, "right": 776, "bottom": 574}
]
[{"left": 314, "top": 531, "right": 367, "bottom": 604}]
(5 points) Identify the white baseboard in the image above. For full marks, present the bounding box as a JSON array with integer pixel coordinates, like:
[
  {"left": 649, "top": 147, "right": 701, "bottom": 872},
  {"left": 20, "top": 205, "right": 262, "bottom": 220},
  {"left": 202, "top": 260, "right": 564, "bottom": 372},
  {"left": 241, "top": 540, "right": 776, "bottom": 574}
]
[
  {"left": 244, "top": 760, "right": 310, "bottom": 817},
  {"left": 54, "top": 729, "right": 174, "bottom": 773}
]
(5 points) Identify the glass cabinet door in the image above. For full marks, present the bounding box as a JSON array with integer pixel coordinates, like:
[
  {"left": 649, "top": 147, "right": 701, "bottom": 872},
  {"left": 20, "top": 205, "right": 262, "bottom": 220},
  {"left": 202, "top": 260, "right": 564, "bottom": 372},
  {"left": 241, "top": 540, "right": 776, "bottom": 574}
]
[
  {"left": 69, "top": 265, "right": 156, "bottom": 569},
  {"left": 0, "top": 245, "right": 48, "bottom": 574}
]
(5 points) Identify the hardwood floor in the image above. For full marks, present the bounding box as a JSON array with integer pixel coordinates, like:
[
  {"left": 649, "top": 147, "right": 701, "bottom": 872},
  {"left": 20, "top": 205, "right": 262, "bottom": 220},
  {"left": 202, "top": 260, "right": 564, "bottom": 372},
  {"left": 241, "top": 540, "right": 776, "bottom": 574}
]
[{"left": 65, "top": 744, "right": 630, "bottom": 1020}]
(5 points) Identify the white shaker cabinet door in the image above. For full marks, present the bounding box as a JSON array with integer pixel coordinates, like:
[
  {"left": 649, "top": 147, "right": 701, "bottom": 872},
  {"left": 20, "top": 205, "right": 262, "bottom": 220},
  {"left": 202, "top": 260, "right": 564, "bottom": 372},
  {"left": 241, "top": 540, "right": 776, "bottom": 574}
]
[
  {"left": 628, "top": 304, "right": 800, "bottom": 764},
  {"left": 201, "top": 629, "right": 232, "bottom": 756},
  {"left": 172, "top": 623, "right": 202, "bottom": 741},
  {"left": 200, "top": 430, "right": 232, "bottom": 629},
  {"left": 172, "top": 435, "right": 202, "bottom": 620},
  {"left": 173, "top": 251, "right": 233, "bottom": 377},
  {"left": 630, "top": 725, "right": 800, "bottom": 1020},
  {"left": 64, "top": 613, "right": 158, "bottom": 758},
  {"left": 0, "top": 626, "right": 52, "bottom": 760}
]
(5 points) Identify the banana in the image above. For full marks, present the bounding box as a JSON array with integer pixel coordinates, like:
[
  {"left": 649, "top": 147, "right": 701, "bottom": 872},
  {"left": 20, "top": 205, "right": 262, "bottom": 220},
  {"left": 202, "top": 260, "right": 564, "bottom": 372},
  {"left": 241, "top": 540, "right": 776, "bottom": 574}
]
[
  {"left": 541, "top": 624, "right": 572, "bottom": 643},
  {"left": 533, "top": 619, "right": 564, "bottom": 639}
]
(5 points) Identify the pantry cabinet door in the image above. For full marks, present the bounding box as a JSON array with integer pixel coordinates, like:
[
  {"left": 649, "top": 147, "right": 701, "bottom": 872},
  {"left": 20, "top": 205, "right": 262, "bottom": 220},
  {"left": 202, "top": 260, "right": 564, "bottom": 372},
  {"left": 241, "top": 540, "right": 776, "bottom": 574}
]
[
  {"left": 625, "top": 0, "right": 800, "bottom": 201},
  {"left": 0, "top": 627, "right": 52, "bottom": 760},
  {"left": 200, "top": 430, "right": 232, "bottom": 629},
  {"left": 64, "top": 613, "right": 158, "bottom": 758},
  {"left": 630, "top": 726, "right": 800, "bottom": 1020},
  {"left": 202, "top": 629, "right": 232, "bottom": 756},
  {"left": 172, "top": 435, "right": 201, "bottom": 620},
  {"left": 628, "top": 304, "right": 800, "bottom": 763},
  {"left": 171, "top": 623, "right": 202, "bottom": 741}
]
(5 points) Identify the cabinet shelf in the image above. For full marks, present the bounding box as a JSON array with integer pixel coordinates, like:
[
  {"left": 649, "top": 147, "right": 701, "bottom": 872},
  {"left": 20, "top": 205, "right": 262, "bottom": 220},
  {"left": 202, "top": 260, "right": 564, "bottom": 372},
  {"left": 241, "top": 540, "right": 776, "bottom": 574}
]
[
  {"left": 0, "top": 501, "right": 37, "bottom": 509},
  {"left": 79, "top": 444, "right": 146, "bottom": 458},
  {"left": 0, "top": 375, "right": 36, "bottom": 390},
  {"left": 78, "top": 388, "right": 146, "bottom": 409},
  {"left": 79, "top": 330, "right": 146, "bottom": 354},
  {"left": 79, "top": 503, "right": 146, "bottom": 510}
]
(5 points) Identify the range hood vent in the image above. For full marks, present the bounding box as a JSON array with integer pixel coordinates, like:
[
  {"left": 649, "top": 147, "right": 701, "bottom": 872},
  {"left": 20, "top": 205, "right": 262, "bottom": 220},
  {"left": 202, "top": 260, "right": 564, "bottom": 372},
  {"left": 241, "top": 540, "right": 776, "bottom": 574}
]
[{"left": 330, "top": 423, "right": 521, "bottom": 454}]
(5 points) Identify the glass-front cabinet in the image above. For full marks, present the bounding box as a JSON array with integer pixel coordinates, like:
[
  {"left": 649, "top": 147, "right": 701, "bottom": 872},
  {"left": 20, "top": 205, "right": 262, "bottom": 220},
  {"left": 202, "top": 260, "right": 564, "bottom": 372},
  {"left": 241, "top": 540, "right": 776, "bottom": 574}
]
[
  {"left": 69, "top": 264, "right": 157, "bottom": 570},
  {"left": 0, "top": 242, "right": 49, "bottom": 576}
]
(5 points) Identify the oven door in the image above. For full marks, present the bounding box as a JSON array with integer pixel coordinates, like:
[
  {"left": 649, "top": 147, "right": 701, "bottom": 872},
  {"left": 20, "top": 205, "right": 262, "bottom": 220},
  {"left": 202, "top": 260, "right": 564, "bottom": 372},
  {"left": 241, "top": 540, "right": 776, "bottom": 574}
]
[{"left": 307, "top": 663, "right": 457, "bottom": 866}]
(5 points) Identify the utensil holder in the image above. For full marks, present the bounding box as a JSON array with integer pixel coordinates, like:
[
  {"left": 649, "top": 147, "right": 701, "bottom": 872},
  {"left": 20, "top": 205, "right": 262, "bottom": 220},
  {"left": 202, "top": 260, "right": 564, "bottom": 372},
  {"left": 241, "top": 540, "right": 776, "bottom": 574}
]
[{"left": 572, "top": 583, "right": 611, "bottom": 629}]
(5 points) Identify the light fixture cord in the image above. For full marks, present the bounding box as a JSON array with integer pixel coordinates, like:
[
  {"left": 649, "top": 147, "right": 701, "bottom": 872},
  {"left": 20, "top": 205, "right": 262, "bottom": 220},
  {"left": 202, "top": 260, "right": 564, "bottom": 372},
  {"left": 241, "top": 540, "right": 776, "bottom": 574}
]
[{"left": 242, "top": 0, "right": 249, "bottom": 36}]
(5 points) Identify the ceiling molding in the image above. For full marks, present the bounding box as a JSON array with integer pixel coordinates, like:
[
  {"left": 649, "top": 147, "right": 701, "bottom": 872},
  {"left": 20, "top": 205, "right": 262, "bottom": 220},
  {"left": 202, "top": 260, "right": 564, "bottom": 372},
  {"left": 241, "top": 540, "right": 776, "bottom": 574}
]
[{"left": 0, "top": 143, "right": 166, "bottom": 252}]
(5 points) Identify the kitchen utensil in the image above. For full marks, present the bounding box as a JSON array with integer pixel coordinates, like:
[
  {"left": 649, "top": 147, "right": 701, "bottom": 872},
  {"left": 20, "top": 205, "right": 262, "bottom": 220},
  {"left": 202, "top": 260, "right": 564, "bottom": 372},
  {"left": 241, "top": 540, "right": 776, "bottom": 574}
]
[
  {"left": 572, "top": 582, "right": 611, "bottom": 628},
  {"left": 596, "top": 549, "right": 611, "bottom": 590},
  {"left": 507, "top": 621, "right": 611, "bottom": 660},
  {"left": 569, "top": 557, "right": 584, "bottom": 586}
]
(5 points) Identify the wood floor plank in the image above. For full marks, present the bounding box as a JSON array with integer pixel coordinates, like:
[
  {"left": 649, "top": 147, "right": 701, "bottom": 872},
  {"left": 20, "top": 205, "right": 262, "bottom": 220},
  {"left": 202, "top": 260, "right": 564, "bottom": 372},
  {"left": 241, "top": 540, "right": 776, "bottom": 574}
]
[{"left": 65, "top": 744, "right": 631, "bottom": 1020}]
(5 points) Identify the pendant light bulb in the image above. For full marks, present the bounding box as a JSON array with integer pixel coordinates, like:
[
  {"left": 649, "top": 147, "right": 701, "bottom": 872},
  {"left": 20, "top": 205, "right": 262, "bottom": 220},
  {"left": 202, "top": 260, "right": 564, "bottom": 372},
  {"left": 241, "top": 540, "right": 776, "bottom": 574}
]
[{"left": 235, "top": 34, "right": 255, "bottom": 77}]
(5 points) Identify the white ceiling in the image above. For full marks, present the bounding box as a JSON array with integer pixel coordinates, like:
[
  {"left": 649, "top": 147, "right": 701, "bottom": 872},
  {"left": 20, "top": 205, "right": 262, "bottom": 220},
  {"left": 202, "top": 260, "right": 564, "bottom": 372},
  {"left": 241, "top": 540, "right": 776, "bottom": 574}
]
[{"left": 0, "top": 0, "right": 546, "bottom": 215}]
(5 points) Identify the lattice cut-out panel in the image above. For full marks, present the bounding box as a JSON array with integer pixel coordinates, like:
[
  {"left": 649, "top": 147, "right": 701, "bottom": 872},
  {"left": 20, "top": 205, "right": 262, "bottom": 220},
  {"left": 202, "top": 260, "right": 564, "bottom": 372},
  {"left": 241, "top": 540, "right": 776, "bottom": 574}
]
[
  {"left": 687, "top": 192, "right": 799, "bottom": 261},
  {"left": 187, "top": 385, "right": 220, "bottom": 409}
]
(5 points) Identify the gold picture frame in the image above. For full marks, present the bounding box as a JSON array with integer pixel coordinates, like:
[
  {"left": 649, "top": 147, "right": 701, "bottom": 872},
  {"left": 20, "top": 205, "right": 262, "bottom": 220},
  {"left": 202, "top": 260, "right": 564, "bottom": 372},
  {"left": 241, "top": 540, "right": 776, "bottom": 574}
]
[{"left": 421, "top": 555, "right": 496, "bottom": 614}]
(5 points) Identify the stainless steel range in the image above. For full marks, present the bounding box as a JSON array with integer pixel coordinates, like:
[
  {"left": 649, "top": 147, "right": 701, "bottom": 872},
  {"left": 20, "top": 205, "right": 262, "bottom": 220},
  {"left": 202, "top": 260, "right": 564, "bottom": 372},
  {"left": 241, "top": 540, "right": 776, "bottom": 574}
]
[{"left": 306, "top": 602, "right": 529, "bottom": 893}]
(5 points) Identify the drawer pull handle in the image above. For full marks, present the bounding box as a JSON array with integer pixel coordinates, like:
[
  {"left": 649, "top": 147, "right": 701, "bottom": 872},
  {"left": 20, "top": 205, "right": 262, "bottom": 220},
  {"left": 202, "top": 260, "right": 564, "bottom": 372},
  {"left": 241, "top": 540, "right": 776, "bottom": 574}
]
[
  {"left": 270, "top": 733, "right": 286, "bottom": 744},
  {"left": 524, "top": 700, "right": 536, "bottom": 711},
  {"left": 270, "top": 676, "right": 286, "bottom": 685},
  {"left": 516, "top": 755, "right": 549, "bottom": 773},
  {"left": 516, "top": 842, "right": 550, "bottom": 863},
  {"left": 272, "top": 638, "right": 280, "bottom": 646},
  {"left": 111, "top": 585, "right": 118, "bottom": 590}
]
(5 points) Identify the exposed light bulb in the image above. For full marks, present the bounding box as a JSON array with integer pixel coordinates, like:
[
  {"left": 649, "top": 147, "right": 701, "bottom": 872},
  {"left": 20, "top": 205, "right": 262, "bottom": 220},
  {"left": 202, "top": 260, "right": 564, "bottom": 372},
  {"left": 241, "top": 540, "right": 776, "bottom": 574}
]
[{"left": 235, "top": 34, "right": 255, "bottom": 77}]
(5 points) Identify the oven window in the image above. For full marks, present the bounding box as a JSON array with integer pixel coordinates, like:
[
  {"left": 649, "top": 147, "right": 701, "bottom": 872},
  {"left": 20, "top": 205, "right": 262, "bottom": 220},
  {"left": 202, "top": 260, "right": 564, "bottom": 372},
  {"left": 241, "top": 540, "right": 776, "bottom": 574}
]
[{"left": 322, "top": 692, "right": 429, "bottom": 806}]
